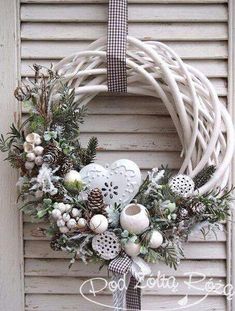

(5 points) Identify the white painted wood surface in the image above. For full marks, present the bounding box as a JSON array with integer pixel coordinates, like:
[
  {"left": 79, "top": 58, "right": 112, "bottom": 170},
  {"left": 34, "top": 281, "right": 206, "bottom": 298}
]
[
  {"left": 0, "top": 1, "right": 24, "bottom": 311},
  {"left": 0, "top": 0, "right": 229, "bottom": 310}
]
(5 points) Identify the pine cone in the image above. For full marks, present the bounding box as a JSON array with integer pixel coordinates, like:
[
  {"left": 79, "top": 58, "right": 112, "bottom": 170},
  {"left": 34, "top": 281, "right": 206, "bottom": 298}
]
[
  {"left": 43, "top": 144, "right": 60, "bottom": 165},
  {"left": 177, "top": 208, "right": 189, "bottom": 220},
  {"left": 87, "top": 188, "right": 105, "bottom": 215},
  {"left": 58, "top": 157, "right": 73, "bottom": 176},
  {"left": 50, "top": 233, "right": 61, "bottom": 251},
  {"left": 193, "top": 165, "right": 216, "bottom": 190},
  {"left": 191, "top": 201, "right": 206, "bottom": 215}
]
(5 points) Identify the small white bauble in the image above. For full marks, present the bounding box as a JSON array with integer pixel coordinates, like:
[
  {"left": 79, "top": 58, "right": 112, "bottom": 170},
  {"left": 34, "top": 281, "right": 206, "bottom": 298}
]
[
  {"left": 62, "top": 213, "right": 70, "bottom": 222},
  {"left": 149, "top": 230, "right": 163, "bottom": 249},
  {"left": 77, "top": 218, "right": 87, "bottom": 229},
  {"left": 57, "top": 219, "right": 65, "bottom": 227},
  {"left": 35, "top": 137, "right": 42, "bottom": 145},
  {"left": 25, "top": 161, "right": 35, "bottom": 170},
  {"left": 34, "top": 146, "right": 44, "bottom": 156},
  {"left": 120, "top": 203, "right": 150, "bottom": 235},
  {"left": 26, "top": 152, "right": 36, "bottom": 162},
  {"left": 67, "top": 219, "right": 77, "bottom": 229},
  {"left": 57, "top": 203, "right": 66, "bottom": 213},
  {"left": 35, "top": 156, "right": 43, "bottom": 166},
  {"left": 26, "top": 132, "right": 41, "bottom": 144},
  {"left": 64, "top": 170, "right": 84, "bottom": 192},
  {"left": 24, "top": 142, "right": 34, "bottom": 153},
  {"left": 124, "top": 241, "right": 141, "bottom": 257},
  {"left": 71, "top": 208, "right": 80, "bottom": 217},
  {"left": 89, "top": 214, "right": 108, "bottom": 234},
  {"left": 60, "top": 226, "right": 69, "bottom": 233},
  {"left": 51, "top": 209, "right": 62, "bottom": 220},
  {"left": 65, "top": 204, "right": 72, "bottom": 212}
]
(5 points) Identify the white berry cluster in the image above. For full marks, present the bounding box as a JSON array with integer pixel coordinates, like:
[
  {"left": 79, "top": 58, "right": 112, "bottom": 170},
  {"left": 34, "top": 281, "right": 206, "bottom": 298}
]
[
  {"left": 24, "top": 133, "right": 44, "bottom": 170},
  {"left": 51, "top": 202, "right": 87, "bottom": 233}
]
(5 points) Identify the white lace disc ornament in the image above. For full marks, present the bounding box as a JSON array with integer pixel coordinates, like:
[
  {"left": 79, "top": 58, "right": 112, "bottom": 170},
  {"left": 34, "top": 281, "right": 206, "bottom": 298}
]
[
  {"left": 92, "top": 231, "right": 121, "bottom": 260},
  {"left": 169, "top": 174, "right": 195, "bottom": 197},
  {"left": 80, "top": 159, "right": 142, "bottom": 206}
]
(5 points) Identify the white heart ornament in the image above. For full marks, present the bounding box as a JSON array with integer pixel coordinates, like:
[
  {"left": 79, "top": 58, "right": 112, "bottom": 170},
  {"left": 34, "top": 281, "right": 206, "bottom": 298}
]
[{"left": 80, "top": 159, "right": 142, "bottom": 206}]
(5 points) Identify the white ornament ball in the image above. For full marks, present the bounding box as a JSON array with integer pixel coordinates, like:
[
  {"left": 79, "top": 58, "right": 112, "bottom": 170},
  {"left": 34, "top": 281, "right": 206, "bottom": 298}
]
[
  {"left": 149, "top": 230, "right": 163, "bottom": 249},
  {"left": 35, "top": 137, "right": 42, "bottom": 145},
  {"left": 169, "top": 174, "right": 195, "bottom": 197},
  {"left": 26, "top": 133, "right": 41, "bottom": 144},
  {"left": 35, "top": 156, "right": 43, "bottom": 166},
  {"left": 89, "top": 214, "right": 108, "bottom": 234},
  {"left": 51, "top": 209, "right": 62, "bottom": 220},
  {"left": 120, "top": 203, "right": 150, "bottom": 235},
  {"left": 77, "top": 218, "right": 87, "bottom": 229},
  {"left": 71, "top": 208, "right": 80, "bottom": 217},
  {"left": 65, "top": 204, "right": 72, "bottom": 212},
  {"left": 60, "top": 226, "right": 69, "bottom": 233},
  {"left": 67, "top": 219, "right": 77, "bottom": 229},
  {"left": 25, "top": 161, "right": 35, "bottom": 170},
  {"left": 26, "top": 152, "right": 36, "bottom": 162},
  {"left": 124, "top": 241, "right": 141, "bottom": 257},
  {"left": 24, "top": 142, "right": 34, "bottom": 153},
  {"left": 34, "top": 146, "right": 44, "bottom": 156},
  {"left": 62, "top": 213, "right": 70, "bottom": 222},
  {"left": 64, "top": 170, "right": 84, "bottom": 192},
  {"left": 57, "top": 219, "right": 65, "bottom": 227},
  {"left": 57, "top": 203, "right": 66, "bottom": 213}
]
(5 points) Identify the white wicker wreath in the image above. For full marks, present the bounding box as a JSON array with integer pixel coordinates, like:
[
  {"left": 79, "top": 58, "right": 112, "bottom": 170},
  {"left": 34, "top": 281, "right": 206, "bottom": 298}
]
[{"left": 54, "top": 36, "right": 234, "bottom": 195}]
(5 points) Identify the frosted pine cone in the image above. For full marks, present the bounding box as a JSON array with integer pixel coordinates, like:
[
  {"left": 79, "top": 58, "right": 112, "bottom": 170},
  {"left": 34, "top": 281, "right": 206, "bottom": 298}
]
[
  {"left": 58, "top": 157, "right": 73, "bottom": 176},
  {"left": 43, "top": 144, "right": 60, "bottom": 165},
  {"left": 178, "top": 208, "right": 189, "bottom": 220},
  {"left": 191, "top": 202, "right": 206, "bottom": 215},
  {"left": 87, "top": 188, "right": 105, "bottom": 214}
]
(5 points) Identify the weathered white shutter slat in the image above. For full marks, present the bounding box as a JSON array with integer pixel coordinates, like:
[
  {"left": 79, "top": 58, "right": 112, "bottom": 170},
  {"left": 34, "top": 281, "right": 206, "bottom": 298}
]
[{"left": 20, "top": 1, "right": 230, "bottom": 310}]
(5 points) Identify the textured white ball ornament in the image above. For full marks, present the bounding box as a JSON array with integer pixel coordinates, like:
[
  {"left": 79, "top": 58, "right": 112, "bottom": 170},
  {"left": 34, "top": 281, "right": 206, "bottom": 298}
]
[
  {"left": 57, "top": 219, "right": 65, "bottom": 227},
  {"left": 60, "top": 226, "right": 69, "bottom": 234},
  {"left": 67, "top": 219, "right": 77, "bottom": 229},
  {"left": 169, "top": 174, "right": 195, "bottom": 197},
  {"left": 51, "top": 209, "right": 62, "bottom": 220},
  {"left": 77, "top": 218, "right": 87, "bottom": 229},
  {"left": 26, "top": 133, "right": 41, "bottom": 144},
  {"left": 24, "top": 142, "right": 34, "bottom": 153},
  {"left": 71, "top": 208, "right": 80, "bottom": 217},
  {"left": 92, "top": 231, "right": 121, "bottom": 260},
  {"left": 25, "top": 161, "right": 35, "bottom": 170},
  {"left": 90, "top": 214, "right": 108, "bottom": 234},
  {"left": 149, "top": 230, "right": 163, "bottom": 249},
  {"left": 80, "top": 159, "right": 142, "bottom": 206},
  {"left": 26, "top": 152, "right": 36, "bottom": 162},
  {"left": 34, "top": 146, "right": 44, "bottom": 156},
  {"left": 57, "top": 203, "right": 66, "bottom": 213},
  {"left": 35, "top": 156, "right": 43, "bottom": 166},
  {"left": 120, "top": 203, "right": 149, "bottom": 234},
  {"left": 64, "top": 170, "right": 84, "bottom": 192},
  {"left": 124, "top": 241, "right": 141, "bottom": 257},
  {"left": 62, "top": 213, "right": 70, "bottom": 222}
]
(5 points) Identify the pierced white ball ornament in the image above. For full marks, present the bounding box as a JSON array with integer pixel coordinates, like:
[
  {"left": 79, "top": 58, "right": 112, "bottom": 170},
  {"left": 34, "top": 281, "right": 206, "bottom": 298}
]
[
  {"left": 26, "top": 152, "right": 36, "bottom": 162},
  {"left": 169, "top": 174, "right": 195, "bottom": 197},
  {"left": 120, "top": 203, "right": 149, "bottom": 235},
  {"left": 67, "top": 219, "right": 77, "bottom": 229},
  {"left": 92, "top": 231, "right": 121, "bottom": 260},
  {"left": 51, "top": 209, "right": 62, "bottom": 220},
  {"left": 149, "top": 230, "right": 163, "bottom": 249},
  {"left": 124, "top": 241, "right": 141, "bottom": 257},
  {"left": 60, "top": 226, "right": 69, "bottom": 234},
  {"left": 90, "top": 214, "right": 108, "bottom": 234},
  {"left": 77, "top": 218, "right": 87, "bottom": 229},
  {"left": 25, "top": 161, "right": 35, "bottom": 170},
  {"left": 34, "top": 146, "right": 44, "bottom": 156}
]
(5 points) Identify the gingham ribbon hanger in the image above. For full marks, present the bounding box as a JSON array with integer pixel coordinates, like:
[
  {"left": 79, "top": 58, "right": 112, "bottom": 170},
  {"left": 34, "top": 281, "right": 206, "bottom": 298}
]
[{"left": 107, "top": 0, "right": 128, "bottom": 93}]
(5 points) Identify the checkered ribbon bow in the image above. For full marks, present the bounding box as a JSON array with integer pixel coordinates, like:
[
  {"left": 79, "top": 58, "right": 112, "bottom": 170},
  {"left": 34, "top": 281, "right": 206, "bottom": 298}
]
[
  {"left": 107, "top": 0, "right": 128, "bottom": 93},
  {"left": 108, "top": 254, "right": 142, "bottom": 311}
]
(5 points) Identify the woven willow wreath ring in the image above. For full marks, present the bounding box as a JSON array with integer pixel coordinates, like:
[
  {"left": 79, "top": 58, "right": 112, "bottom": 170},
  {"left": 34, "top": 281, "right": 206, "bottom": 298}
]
[{"left": 54, "top": 36, "right": 235, "bottom": 195}]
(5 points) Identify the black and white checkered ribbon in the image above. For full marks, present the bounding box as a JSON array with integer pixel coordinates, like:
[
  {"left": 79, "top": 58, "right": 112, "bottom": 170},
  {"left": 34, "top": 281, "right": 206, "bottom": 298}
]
[
  {"left": 107, "top": 0, "right": 128, "bottom": 93},
  {"left": 109, "top": 254, "right": 141, "bottom": 311}
]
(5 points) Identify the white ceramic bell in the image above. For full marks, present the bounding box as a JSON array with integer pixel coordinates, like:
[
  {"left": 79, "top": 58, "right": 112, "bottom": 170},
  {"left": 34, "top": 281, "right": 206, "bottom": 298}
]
[
  {"left": 120, "top": 203, "right": 150, "bottom": 234},
  {"left": 149, "top": 230, "right": 163, "bottom": 248},
  {"left": 124, "top": 240, "right": 141, "bottom": 257}
]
